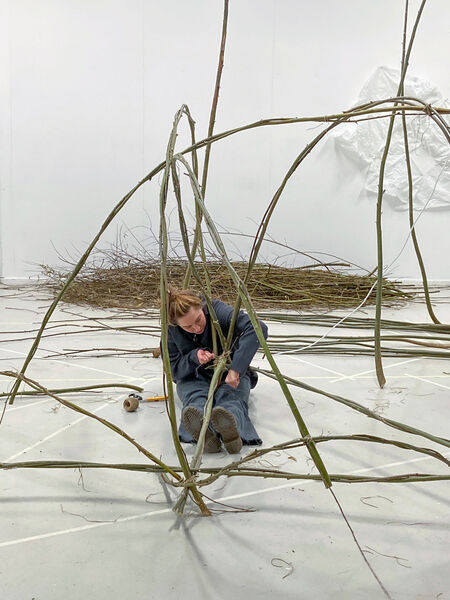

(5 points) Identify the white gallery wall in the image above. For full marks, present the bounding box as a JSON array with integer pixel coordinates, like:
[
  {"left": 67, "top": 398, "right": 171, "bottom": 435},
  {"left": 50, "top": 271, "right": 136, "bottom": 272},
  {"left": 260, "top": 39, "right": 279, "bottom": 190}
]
[{"left": 0, "top": 0, "right": 449, "bottom": 282}]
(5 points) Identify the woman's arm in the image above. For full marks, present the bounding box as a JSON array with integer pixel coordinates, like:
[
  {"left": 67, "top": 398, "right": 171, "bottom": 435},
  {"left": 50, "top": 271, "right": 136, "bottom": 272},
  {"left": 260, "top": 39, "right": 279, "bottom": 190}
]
[
  {"left": 167, "top": 329, "right": 200, "bottom": 381},
  {"left": 213, "top": 300, "right": 268, "bottom": 376}
]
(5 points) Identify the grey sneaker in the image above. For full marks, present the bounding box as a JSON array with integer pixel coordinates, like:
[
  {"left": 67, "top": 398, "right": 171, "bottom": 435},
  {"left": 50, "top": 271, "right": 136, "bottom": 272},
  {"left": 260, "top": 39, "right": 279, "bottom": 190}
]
[
  {"left": 182, "top": 406, "right": 222, "bottom": 453},
  {"left": 211, "top": 407, "right": 242, "bottom": 454}
]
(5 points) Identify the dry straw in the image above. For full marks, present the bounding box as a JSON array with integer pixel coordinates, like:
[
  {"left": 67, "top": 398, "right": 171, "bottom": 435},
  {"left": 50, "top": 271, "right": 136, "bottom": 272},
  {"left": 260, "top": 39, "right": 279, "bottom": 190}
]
[{"left": 42, "top": 256, "right": 413, "bottom": 311}]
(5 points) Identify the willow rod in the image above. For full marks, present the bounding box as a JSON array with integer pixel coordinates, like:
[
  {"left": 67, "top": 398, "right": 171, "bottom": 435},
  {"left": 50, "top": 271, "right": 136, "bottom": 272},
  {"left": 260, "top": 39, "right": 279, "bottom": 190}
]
[
  {"left": 1, "top": 461, "right": 447, "bottom": 486},
  {"left": 258, "top": 313, "right": 450, "bottom": 332},
  {"left": 184, "top": 0, "right": 229, "bottom": 288},
  {"left": 5, "top": 98, "right": 447, "bottom": 412},
  {"left": 171, "top": 155, "right": 226, "bottom": 349},
  {"left": 171, "top": 107, "right": 219, "bottom": 355},
  {"left": 158, "top": 107, "right": 210, "bottom": 516},
  {"left": 255, "top": 367, "right": 450, "bottom": 449},
  {"left": 2, "top": 430, "right": 448, "bottom": 477},
  {"left": 172, "top": 354, "right": 229, "bottom": 515},
  {"left": 177, "top": 153, "right": 333, "bottom": 489},
  {"left": 0, "top": 383, "right": 144, "bottom": 398},
  {"left": 225, "top": 119, "right": 345, "bottom": 353},
  {"left": 0, "top": 370, "right": 180, "bottom": 480},
  {"left": 400, "top": 91, "right": 440, "bottom": 324},
  {"left": 398, "top": 0, "right": 437, "bottom": 326},
  {"left": 374, "top": 0, "right": 428, "bottom": 388}
]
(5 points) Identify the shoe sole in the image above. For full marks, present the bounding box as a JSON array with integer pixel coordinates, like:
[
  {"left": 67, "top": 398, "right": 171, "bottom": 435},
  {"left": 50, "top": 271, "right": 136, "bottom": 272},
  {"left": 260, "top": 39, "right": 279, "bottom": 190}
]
[
  {"left": 211, "top": 407, "right": 242, "bottom": 454},
  {"left": 182, "top": 406, "right": 222, "bottom": 453}
]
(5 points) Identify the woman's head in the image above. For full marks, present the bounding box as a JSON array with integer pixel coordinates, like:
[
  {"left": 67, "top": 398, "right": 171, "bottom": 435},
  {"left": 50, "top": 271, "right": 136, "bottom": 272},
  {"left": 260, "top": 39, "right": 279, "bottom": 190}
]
[{"left": 167, "top": 288, "right": 206, "bottom": 334}]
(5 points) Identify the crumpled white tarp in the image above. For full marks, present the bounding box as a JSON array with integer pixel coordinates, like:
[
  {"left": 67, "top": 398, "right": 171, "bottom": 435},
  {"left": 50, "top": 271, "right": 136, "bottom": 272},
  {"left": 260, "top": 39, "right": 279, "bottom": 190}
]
[{"left": 332, "top": 66, "right": 450, "bottom": 210}]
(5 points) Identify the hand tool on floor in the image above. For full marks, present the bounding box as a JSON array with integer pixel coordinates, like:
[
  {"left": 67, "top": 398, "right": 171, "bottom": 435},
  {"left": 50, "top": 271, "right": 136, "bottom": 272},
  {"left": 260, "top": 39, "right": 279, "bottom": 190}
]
[{"left": 123, "top": 392, "right": 167, "bottom": 412}]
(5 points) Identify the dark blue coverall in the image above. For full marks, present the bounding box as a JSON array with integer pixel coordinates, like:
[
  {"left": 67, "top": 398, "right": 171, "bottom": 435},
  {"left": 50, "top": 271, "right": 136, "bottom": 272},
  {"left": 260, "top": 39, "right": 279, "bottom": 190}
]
[{"left": 167, "top": 299, "right": 268, "bottom": 445}]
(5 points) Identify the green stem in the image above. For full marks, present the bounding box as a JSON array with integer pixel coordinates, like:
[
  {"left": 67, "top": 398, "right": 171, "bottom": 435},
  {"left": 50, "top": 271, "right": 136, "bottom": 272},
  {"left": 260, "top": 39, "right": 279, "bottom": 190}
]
[
  {"left": 172, "top": 354, "right": 228, "bottom": 514},
  {"left": 2, "top": 371, "right": 180, "bottom": 480},
  {"left": 5, "top": 99, "right": 446, "bottom": 416},
  {"left": 171, "top": 161, "right": 226, "bottom": 350},
  {"left": 0, "top": 382, "right": 143, "bottom": 398},
  {"left": 159, "top": 109, "right": 211, "bottom": 516},
  {"left": 401, "top": 104, "right": 440, "bottom": 325},
  {"left": 374, "top": 0, "right": 428, "bottom": 388},
  {"left": 177, "top": 154, "right": 332, "bottom": 488},
  {"left": 226, "top": 120, "right": 345, "bottom": 348},
  {"left": 1, "top": 460, "right": 447, "bottom": 485},
  {"left": 184, "top": 0, "right": 229, "bottom": 288},
  {"left": 255, "top": 367, "right": 450, "bottom": 448}
]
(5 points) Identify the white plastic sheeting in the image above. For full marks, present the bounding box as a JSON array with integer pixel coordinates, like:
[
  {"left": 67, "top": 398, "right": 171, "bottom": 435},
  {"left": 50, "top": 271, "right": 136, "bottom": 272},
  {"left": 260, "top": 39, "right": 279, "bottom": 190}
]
[{"left": 333, "top": 66, "right": 450, "bottom": 210}]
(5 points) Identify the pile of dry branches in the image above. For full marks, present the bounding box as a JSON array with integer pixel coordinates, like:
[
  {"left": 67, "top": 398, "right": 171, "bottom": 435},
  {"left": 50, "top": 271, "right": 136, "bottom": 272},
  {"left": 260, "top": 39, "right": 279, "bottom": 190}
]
[{"left": 42, "top": 257, "right": 412, "bottom": 311}]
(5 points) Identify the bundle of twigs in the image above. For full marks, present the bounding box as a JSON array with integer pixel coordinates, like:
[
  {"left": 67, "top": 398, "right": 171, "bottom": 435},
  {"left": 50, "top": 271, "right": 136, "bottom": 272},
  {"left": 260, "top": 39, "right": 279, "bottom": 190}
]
[
  {"left": 43, "top": 257, "right": 413, "bottom": 311},
  {"left": 261, "top": 313, "right": 450, "bottom": 358}
]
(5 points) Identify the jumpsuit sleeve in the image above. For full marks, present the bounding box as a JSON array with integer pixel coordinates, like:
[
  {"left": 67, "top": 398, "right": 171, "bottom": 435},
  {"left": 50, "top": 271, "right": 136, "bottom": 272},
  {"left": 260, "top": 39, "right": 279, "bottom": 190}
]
[
  {"left": 213, "top": 300, "right": 268, "bottom": 375},
  {"left": 167, "top": 328, "right": 200, "bottom": 381}
]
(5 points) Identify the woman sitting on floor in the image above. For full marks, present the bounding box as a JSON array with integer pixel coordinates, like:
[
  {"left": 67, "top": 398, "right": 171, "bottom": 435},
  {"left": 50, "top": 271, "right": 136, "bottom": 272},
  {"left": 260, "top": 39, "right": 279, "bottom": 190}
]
[{"left": 166, "top": 288, "right": 268, "bottom": 454}]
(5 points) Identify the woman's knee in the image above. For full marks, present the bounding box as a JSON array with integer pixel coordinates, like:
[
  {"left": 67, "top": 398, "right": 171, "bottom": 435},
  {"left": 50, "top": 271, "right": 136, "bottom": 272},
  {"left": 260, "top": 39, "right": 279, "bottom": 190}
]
[
  {"left": 177, "top": 379, "right": 209, "bottom": 407},
  {"left": 215, "top": 383, "right": 250, "bottom": 408}
]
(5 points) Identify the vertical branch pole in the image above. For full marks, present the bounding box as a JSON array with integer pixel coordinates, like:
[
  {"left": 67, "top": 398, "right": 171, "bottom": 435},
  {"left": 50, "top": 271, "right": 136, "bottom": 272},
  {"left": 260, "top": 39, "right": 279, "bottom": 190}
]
[
  {"left": 159, "top": 109, "right": 211, "bottom": 516},
  {"left": 184, "top": 0, "right": 229, "bottom": 291},
  {"left": 171, "top": 155, "right": 234, "bottom": 513},
  {"left": 402, "top": 113, "right": 440, "bottom": 324},
  {"left": 4, "top": 172, "right": 164, "bottom": 414},
  {"left": 171, "top": 164, "right": 227, "bottom": 349},
  {"left": 399, "top": 3, "right": 440, "bottom": 325},
  {"left": 177, "top": 154, "right": 332, "bottom": 489},
  {"left": 9, "top": 372, "right": 181, "bottom": 480},
  {"left": 173, "top": 354, "right": 228, "bottom": 514},
  {"left": 374, "top": 0, "right": 427, "bottom": 388},
  {"left": 226, "top": 120, "right": 344, "bottom": 346},
  {"left": 175, "top": 107, "right": 219, "bottom": 354}
]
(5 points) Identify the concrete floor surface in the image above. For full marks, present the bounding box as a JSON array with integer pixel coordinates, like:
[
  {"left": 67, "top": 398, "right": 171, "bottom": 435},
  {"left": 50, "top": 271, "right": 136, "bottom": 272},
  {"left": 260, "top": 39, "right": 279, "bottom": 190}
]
[{"left": 0, "top": 285, "right": 449, "bottom": 600}]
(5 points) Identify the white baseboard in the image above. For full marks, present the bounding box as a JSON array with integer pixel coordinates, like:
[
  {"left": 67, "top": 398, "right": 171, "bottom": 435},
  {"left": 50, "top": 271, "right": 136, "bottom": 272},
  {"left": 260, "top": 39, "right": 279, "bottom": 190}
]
[
  {"left": 0, "top": 277, "right": 36, "bottom": 286},
  {"left": 399, "top": 279, "right": 450, "bottom": 285}
]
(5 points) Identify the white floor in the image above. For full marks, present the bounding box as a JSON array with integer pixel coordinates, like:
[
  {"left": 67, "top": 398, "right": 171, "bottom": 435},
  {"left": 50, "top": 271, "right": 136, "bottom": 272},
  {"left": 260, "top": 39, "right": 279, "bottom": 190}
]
[{"left": 0, "top": 285, "right": 449, "bottom": 600}]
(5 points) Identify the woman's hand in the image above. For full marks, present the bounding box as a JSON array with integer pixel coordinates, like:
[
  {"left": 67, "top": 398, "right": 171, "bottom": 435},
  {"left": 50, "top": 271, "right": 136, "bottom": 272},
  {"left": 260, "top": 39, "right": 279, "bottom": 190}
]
[
  {"left": 225, "top": 369, "right": 240, "bottom": 388},
  {"left": 197, "top": 349, "right": 215, "bottom": 364}
]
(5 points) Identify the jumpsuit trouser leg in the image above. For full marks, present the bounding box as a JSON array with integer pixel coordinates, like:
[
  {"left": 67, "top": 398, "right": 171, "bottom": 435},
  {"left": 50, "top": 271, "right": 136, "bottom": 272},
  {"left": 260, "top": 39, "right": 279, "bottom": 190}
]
[{"left": 177, "top": 373, "right": 261, "bottom": 445}]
